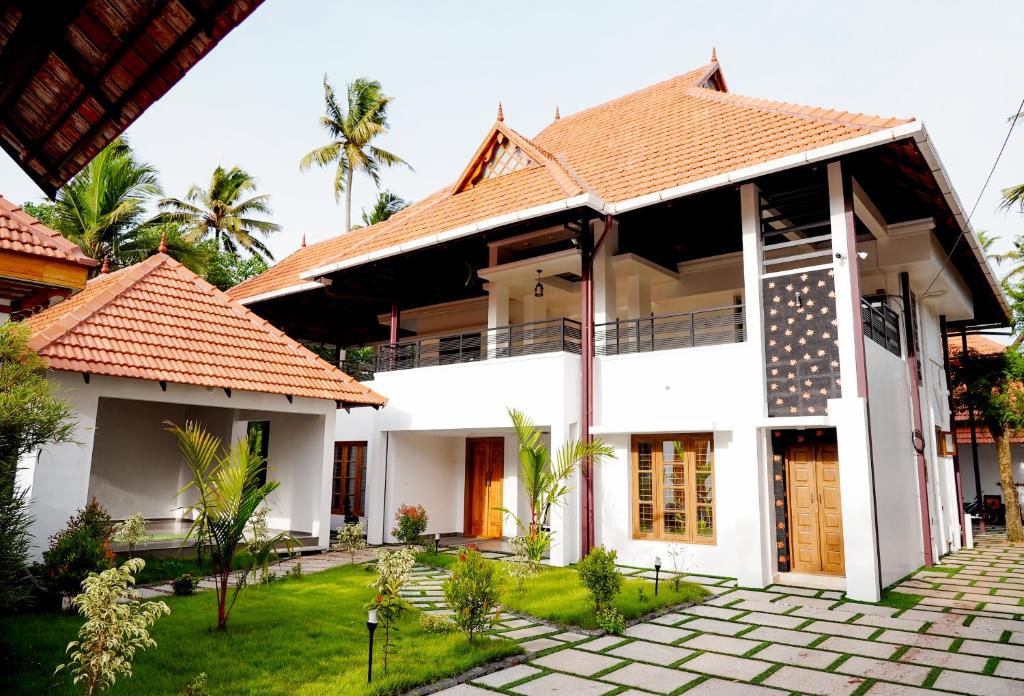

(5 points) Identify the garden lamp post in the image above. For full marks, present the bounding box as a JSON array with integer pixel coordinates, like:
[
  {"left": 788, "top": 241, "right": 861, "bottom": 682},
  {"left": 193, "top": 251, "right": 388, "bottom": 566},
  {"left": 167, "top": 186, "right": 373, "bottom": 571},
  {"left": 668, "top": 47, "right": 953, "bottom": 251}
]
[
  {"left": 434, "top": 532, "right": 440, "bottom": 554},
  {"left": 654, "top": 556, "right": 662, "bottom": 596},
  {"left": 367, "top": 609, "right": 378, "bottom": 683}
]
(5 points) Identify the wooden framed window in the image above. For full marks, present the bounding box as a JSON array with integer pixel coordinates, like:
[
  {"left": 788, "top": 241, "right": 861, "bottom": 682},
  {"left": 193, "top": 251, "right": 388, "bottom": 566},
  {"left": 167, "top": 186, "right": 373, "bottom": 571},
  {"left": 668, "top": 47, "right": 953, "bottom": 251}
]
[
  {"left": 935, "top": 427, "right": 955, "bottom": 457},
  {"left": 632, "top": 434, "right": 715, "bottom": 543},
  {"left": 332, "top": 442, "right": 367, "bottom": 517}
]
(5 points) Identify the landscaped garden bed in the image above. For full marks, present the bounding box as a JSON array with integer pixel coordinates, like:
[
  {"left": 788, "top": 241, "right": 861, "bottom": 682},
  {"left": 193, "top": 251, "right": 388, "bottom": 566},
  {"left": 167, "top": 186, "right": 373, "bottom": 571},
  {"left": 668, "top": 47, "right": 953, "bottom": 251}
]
[
  {"left": 0, "top": 563, "right": 520, "bottom": 695},
  {"left": 416, "top": 549, "right": 708, "bottom": 630}
]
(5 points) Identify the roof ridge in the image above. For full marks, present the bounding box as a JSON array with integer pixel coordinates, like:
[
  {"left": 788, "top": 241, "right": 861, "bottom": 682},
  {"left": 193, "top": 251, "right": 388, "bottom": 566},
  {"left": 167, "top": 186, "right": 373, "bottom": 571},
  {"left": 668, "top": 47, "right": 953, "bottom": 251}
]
[
  {"left": 683, "top": 85, "right": 914, "bottom": 131},
  {"left": 28, "top": 254, "right": 166, "bottom": 354},
  {"left": 500, "top": 124, "right": 584, "bottom": 197},
  {"left": 161, "top": 254, "right": 380, "bottom": 400}
]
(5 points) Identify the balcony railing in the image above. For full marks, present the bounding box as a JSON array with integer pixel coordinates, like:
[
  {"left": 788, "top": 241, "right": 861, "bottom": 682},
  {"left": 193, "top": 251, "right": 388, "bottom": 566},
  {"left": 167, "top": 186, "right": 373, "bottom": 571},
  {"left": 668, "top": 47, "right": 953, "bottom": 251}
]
[
  {"left": 374, "top": 317, "right": 582, "bottom": 373},
  {"left": 594, "top": 304, "right": 746, "bottom": 356},
  {"left": 861, "top": 299, "right": 901, "bottom": 357}
]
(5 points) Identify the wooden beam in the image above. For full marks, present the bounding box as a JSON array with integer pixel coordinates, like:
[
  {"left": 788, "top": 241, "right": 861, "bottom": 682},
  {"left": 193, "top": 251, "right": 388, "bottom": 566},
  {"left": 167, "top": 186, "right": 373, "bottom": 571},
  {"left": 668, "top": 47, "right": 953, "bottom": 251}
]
[{"left": 851, "top": 178, "right": 888, "bottom": 240}]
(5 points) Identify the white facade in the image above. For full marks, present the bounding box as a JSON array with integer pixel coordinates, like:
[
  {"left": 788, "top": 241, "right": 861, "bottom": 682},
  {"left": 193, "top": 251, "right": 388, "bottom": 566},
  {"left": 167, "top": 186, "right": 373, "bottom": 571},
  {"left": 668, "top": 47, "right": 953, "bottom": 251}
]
[{"left": 27, "top": 371, "right": 339, "bottom": 559}]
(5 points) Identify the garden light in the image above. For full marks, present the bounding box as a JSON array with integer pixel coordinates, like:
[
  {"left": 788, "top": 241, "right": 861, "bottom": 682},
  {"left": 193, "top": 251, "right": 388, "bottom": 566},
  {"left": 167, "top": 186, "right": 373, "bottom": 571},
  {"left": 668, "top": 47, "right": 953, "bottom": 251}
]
[
  {"left": 434, "top": 532, "right": 441, "bottom": 554},
  {"left": 367, "top": 609, "right": 378, "bottom": 683},
  {"left": 654, "top": 556, "right": 662, "bottom": 596}
]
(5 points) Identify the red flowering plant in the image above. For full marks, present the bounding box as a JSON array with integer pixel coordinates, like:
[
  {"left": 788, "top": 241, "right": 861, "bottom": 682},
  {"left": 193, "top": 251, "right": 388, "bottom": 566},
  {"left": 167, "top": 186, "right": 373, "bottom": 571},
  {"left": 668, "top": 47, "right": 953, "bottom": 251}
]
[
  {"left": 443, "top": 546, "right": 502, "bottom": 642},
  {"left": 391, "top": 503, "right": 428, "bottom": 546}
]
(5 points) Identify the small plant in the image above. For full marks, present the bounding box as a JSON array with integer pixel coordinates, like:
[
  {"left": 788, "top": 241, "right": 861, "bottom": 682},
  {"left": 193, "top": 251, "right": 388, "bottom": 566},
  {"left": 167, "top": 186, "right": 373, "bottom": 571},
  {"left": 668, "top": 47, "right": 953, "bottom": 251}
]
[
  {"left": 391, "top": 504, "right": 428, "bottom": 546},
  {"left": 366, "top": 547, "right": 415, "bottom": 673},
  {"left": 181, "top": 672, "right": 207, "bottom": 696},
  {"left": 576, "top": 546, "right": 623, "bottom": 612},
  {"left": 419, "top": 613, "right": 457, "bottom": 633},
  {"left": 42, "top": 499, "right": 116, "bottom": 599},
  {"left": 111, "top": 513, "right": 150, "bottom": 555},
  {"left": 286, "top": 562, "right": 302, "bottom": 580},
  {"left": 667, "top": 544, "right": 690, "bottom": 593},
  {"left": 595, "top": 607, "right": 625, "bottom": 634},
  {"left": 55, "top": 558, "right": 170, "bottom": 695},
  {"left": 637, "top": 586, "right": 649, "bottom": 604},
  {"left": 505, "top": 536, "right": 538, "bottom": 594},
  {"left": 444, "top": 546, "right": 501, "bottom": 643},
  {"left": 332, "top": 520, "right": 367, "bottom": 563},
  {"left": 171, "top": 573, "right": 198, "bottom": 596}
]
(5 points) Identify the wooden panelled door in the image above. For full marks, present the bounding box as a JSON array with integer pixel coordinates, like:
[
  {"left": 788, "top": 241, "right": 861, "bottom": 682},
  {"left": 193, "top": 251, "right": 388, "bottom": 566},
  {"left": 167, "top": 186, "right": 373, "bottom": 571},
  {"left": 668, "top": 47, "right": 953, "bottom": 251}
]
[
  {"left": 786, "top": 443, "right": 845, "bottom": 575},
  {"left": 465, "top": 438, "right": 504, "bottom": 538}
]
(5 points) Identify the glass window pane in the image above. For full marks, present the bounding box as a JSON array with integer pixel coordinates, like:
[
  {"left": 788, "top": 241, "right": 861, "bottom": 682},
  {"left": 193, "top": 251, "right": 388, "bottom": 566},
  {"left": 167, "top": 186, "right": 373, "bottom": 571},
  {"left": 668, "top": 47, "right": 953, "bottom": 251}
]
[
  {"left": 637, "top": 441, "right": 654, "bottom": 533},
  {"left": 662, "top": 440, "right": 687, "bottom": 537},
  {"left": 694, "top": 437, "right": 714, "bottom": 538}
]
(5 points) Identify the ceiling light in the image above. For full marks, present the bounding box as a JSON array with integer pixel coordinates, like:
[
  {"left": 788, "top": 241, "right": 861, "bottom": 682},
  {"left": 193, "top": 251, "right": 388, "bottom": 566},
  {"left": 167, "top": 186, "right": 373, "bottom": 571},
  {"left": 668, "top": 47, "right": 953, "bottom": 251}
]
[{"left": 534, "top": 270, "right": 544, "bottom": 298}]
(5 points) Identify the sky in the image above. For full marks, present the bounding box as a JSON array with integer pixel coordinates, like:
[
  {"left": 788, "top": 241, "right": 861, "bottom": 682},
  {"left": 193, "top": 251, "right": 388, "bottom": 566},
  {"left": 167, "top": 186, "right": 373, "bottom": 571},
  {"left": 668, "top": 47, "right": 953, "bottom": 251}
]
[{"left": 1, "top": 1, "right": 1023, "bottom": 267}]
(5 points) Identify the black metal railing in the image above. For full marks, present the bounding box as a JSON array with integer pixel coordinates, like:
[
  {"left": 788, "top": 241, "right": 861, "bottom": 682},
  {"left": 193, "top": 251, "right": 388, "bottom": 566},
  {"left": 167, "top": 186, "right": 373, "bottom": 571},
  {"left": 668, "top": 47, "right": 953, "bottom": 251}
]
[
  {"left": 861, "top": 299, "right": 901, "bottom": 357},
  {"left": 374, "top": 317, "right": 582, "bottom": 372},
  {"left": 594, "top": 304, "right": 746, "bottom": 356}
]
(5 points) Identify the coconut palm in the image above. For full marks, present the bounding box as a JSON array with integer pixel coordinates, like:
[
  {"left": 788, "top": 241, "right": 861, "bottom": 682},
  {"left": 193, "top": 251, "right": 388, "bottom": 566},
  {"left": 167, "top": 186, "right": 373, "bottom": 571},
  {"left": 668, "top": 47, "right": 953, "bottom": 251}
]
[
  {"left": 158, "top": 166, "right": 279, "bottom": 262},
  {"left": 361, "top": 190, "right": 407, "bottom": 227},
  {"left": 51, "top": 137, "right": 161, "bottom": 263},
  {"left": 300, "top": 76, "right": 410, "bottom": 233}
]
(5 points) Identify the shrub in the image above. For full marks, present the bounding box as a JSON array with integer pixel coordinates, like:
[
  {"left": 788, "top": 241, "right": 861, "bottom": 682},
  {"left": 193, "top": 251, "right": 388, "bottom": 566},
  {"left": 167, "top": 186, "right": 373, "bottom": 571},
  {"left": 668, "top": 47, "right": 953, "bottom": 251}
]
[
  {"left": 596, "top": 607, "right": 625, "bottom": 634},
  {"left": 391, "top": 504, "right": 428, "bottom": 546},
  {"left": 505, "top": 536, "right": 538, "bottom": 594},
  {"left": 444, "top": 546, "right": 501, "bottom": 642},
  {"left": 42, "top": 499, "right": 115, "bottom": 598},
  {"left": 181, "top": 673, "right": 207, "bottom": 696},
  {"left": 332, "top": 520, "right": 367, "bottom": 563},
  {"left": 576, "top": 546, "right": 622, "bottom": 612},
  {"left": 419, "top": 613, "right": 457, "bottom": 633},
  {"left": 366, "top": 547, "right": 415, "bottom": 673},
  {"left": 55, "top": 558, "right": 170, "bottom": 695},
  {"left": 171, "top": 574, "right": 198, "bottom": 596},
  {"left": 111, "top": 513, "right": 150, "bottom": 555},
  {"left": 286, "top": 562, "right": 302, "bottom": 580}
]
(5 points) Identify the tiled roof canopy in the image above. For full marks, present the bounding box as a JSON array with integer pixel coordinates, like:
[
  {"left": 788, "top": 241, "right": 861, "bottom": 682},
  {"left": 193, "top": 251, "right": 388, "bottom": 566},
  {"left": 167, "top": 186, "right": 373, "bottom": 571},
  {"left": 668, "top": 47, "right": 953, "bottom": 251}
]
[
  {"left": 0, "top": 196, "right": 95, "bottom": 266},
  {"left": 229, "top": 60, "right": 913, "bottom": 303},
  {"left": 24, "top": 253, "right": 386, "bottom": 407}
]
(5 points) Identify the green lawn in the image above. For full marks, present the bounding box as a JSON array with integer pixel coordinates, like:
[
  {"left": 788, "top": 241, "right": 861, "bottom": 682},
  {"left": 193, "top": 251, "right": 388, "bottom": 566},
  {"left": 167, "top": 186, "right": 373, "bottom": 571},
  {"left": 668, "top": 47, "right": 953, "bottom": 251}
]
[
  {"left": 0, "top": 564, "right": 519, "bottom": 696},
  {"left": 417, "top": 551, "right": 707, "bottom": 629}
]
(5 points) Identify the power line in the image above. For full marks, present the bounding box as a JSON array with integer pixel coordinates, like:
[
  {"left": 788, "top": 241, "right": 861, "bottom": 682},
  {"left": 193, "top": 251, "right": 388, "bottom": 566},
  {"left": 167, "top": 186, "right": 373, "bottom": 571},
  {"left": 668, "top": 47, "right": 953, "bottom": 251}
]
[{"left": 922, "top": 95, "right": 1024, "bottom": 298}]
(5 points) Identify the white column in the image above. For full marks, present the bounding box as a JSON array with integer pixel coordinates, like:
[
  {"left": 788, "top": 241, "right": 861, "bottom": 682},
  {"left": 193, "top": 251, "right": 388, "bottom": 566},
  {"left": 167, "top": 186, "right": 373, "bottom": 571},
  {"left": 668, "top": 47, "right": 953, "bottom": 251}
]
[
  {"left": 487, "top": 283, "right": 509, "bottom": 358},
  {"left": 624, "top": 275, "right": 650, "bottom": 320},
  {"left": 29, "top": 377, "right": 99, "bottom": 560},
  {"left": 734, "top": 182, "right": 773, "bottom": 587},
  {"left": 313, "top": 408, "right": 337, "bottom": 545},
  {"left": 501, "top": 433, "right": 520, "bottom": 538},
  {"left": 828, "top": 161, "right": 882, "bottom": 602},
  {"left": 364, "top": 429, "right": 389, "bottom": 546},
  {"left": 593, "top": 218, "right": 618, "bottom": 324},
  {"left": 547, "top": 419, "right": 579, "bottom": 566}
]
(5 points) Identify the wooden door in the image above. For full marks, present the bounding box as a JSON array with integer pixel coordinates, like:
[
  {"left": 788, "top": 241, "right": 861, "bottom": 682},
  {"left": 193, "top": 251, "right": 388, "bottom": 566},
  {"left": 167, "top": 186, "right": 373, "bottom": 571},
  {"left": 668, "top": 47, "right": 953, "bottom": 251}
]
[
  {"left": 786, "top": 443, "right": 844, "bottom": 575},
  {"left": 465, "top": 438, "right": 504, "bottom": 538}
]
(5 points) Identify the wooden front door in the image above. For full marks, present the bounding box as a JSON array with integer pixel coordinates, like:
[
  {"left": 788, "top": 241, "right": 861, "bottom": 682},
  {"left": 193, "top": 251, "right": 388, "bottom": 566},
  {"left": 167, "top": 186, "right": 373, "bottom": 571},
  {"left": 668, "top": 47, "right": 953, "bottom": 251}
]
[
  {"left": 465, "top": 437, "right": 504, "bottom": 538},
  {"left": 786, "top": 443, "right": 845, "bottom": 575}
]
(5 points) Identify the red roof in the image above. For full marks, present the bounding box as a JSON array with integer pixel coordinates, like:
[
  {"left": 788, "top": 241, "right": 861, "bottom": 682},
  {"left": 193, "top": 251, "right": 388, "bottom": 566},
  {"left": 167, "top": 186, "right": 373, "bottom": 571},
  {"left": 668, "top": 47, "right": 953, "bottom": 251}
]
[
  {"left": 0, "top": 196, "right": 95, "bottom": 266},
  {"left": 229, "top": 60, "right": 913, "bottom": 303},
  {"left": 23, "top": 253, "right": 385, "bottom": 407}
]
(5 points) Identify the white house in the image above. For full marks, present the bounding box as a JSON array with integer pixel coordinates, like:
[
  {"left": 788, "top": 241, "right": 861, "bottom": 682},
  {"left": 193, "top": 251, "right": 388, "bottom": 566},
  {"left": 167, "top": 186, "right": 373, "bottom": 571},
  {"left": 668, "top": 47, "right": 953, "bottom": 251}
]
[
  {"left": 21, "top": 247, "right": 385, "bottom": 557},
  {"left": 230, "top": 54, "right": 1008, "bottom": 602}
]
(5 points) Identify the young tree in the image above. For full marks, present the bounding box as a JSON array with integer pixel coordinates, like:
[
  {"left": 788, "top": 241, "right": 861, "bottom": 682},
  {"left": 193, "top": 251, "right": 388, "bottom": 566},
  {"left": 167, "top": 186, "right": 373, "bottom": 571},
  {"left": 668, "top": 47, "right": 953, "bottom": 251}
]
[
  {"left": 111, "top": 513, "right": 150, "bottom": 556},
  {"left": 952, "top": 347, "right": 1024, "bottom": 542},
  {"left": 502, "top": 408, "right": 614, "bottom": 559},
  {"left": 55, "top": 558, "right": 169, "bottom": 695},
  {"left": 331, "top": 520, "right": 366, "bottom": 564},
  {"left": 168, "top": 421, "right": 290, "bottom": 629},
  {"left": 300, "top": 77, "right": 410, "bottom": 232},
  {"left": 0, "top": 322, "right": 76, "bottom": 610}
]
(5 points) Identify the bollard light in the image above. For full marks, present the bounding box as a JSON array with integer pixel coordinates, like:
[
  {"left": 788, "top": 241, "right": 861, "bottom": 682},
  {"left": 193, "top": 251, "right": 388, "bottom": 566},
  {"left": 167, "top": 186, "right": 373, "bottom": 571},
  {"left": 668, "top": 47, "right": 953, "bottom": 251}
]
[
  {"left": 434, "top": 532, "right": 441, "bottom": 554},
  {"left": 654, "top": 556, "right": 662, "bottom": 596},
  {"left": 367, "top": 609, "right": 378, "bottom": 683}
]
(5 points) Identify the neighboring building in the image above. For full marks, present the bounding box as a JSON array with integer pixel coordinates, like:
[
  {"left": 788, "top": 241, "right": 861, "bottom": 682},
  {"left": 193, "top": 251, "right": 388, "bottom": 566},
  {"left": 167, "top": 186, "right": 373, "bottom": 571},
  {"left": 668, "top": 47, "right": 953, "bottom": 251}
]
[
  {"left": 230, "top": 54, "right": 1006, "bottom": 602},
  {"left": 0, "top": 196, "right": 96, "bottom": 321},
  {"left": 950, "top": 334, "right": 1024, "bottom": 509},
  {"left": 22, "top": 248, "right": 385, "bottom": 558}
]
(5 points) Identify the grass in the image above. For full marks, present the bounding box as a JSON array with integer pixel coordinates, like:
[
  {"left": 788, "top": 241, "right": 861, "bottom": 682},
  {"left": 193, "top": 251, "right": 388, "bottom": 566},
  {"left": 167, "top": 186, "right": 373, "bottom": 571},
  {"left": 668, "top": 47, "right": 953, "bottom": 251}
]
[
  {"left": 130, "top": 551, "right": 254, "bottom": 586},
  {"left": 0, "top": 563, "right": 519, "bottom": 696},
  {"left": 876, "top": 589, "right": 922, "bottom": 610},
  {"left": 417, "top": 550, "right": 708, "bottom": 629}
]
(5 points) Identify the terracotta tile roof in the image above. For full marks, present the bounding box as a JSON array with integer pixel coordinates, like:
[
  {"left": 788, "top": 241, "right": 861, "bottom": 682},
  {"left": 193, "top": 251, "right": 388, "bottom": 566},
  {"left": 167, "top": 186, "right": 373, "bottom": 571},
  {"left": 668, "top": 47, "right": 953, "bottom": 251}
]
[
  {"left": 230, "top": 61, "right": 913, "bottom": 302},
  {"left": 0, "top": 196, "right": 96, "bottom": 266},
  {"left": 948, "top": 334, "right": 1006, "bottom": 357},
  {"left": 23, "top": 253, "right": 386, "bottom": 406}
]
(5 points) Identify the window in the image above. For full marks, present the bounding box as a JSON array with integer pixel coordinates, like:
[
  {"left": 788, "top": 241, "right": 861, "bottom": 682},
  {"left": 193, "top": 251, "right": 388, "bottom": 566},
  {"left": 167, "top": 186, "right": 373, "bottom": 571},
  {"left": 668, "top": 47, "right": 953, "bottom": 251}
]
[
  {"left": 632, "top": 434, "right": 715, "bottom": 543},
  {"left": 332, "top": 442, "right": 367, "bottom": 517}
]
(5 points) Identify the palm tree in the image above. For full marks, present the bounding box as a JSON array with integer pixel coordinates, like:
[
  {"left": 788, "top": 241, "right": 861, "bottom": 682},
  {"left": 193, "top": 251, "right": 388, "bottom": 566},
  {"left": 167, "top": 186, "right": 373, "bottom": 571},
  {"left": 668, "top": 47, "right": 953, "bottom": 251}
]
[
  {"left": 300, "top": 76, "right": 410, "bottom": 233},
  {"left": 158, "top": 166, "right": 280, "bottom": 262},
  {"left": 51, "top": 137, "right": 161, "bottom": 263},
  {"left": 361, "top": 190, "right": 407, "bottom": 227}
]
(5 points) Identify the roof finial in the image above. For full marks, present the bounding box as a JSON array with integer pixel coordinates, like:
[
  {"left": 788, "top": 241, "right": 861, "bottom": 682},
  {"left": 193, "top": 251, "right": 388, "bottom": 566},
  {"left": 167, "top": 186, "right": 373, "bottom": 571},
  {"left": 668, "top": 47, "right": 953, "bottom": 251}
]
[
  {"left": 554, "top": 105, "right": 560, "bottom": 120},
  {"left": 301, "top": 233, "right": 307, "bottom": 248},
  {"left": 711, "top": 47, "right": 718, "bottom": 63},
  {"left": 158, "top": 231, "right": 168, "bottom": 254},
  {"left": 497, "top": 101, "right": 504, "bottom": 122},
  {"left": 101, "top": 255, "right": 109, "bottom": 274}
]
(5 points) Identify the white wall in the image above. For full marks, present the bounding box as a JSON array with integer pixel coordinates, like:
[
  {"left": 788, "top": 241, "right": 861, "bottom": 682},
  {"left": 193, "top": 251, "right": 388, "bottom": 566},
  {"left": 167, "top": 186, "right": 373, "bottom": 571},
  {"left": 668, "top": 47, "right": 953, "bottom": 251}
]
[
  {"left": 958, "top": 442, "right": 1024, "bottom": 503},
  {"left": 382, "top": 433, "right": 462, "bottom": 542},
  {"left": 865, "top": 340, "right": 925, "bottom": 586}
]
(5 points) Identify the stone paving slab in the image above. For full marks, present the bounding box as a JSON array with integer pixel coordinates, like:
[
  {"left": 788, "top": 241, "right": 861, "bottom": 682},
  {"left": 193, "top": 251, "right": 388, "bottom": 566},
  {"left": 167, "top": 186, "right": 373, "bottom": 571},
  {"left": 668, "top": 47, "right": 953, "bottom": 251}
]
[
  {"left": 756, "top": 643, "right": 840, "bottom": 669},
  {"left": 622, "top": 622, "right": 694, "bottom": 644},
  {"left": 817, "top": 636, "right": 897, "bottom": 659},
  {"left": 764, "top": 665, "right": 865, "bottom": 695},
  {"left": 685, "top": 678, "right": 786, "bottom": 695},
  {"left": 681, "top": 617, "right": 750, "bottom": 635},
  {"left": 736, "top": 610, "right": 806, "bottom": 629},
  {"left": 607, "top": 639, "right": 694, "bottom": 665},
  {"left": 899, "top": 646, "right": 988, "bottom": 672},
  {"left": 599, "top": 663, "right": 699, "bottom": 693},
  {"left": 510, "top": 673, "right": 618, "bottom": 695},
  {"left": 683, "top": 652, "right": 773, "bottom": 681},
  {"left": 835, "top": 655, "right": 932, "bottom": 686},
  {"left": 864, "top": 683, "right": 944, "bottom": 696},
  {"left": 744, "top": 625, "right": 819, "bottom": 646},
  {"left": 518, "top": 637, "right": 562, "bottom": 653},
  {"left": 531, "top": 648, "right": 623, "bottom": 676},
  {"left": 684, "top": 633, "right": 764, "bottom": 655},
  {"left": 933, "top": 670, "right": 1022, "bottom": 696},
  {"left": 473, "top": 665, "right": 542, "bottom": 688},
  {"left": 577, "top": 635, "right": 627, "bottom": 652}
]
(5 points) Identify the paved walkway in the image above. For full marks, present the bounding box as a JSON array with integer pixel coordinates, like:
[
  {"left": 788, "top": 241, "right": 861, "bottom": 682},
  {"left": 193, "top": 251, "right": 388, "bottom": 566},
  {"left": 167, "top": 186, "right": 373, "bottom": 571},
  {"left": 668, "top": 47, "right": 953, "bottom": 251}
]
[{"left": 422, "top": 532, "right": 1024, "bottom": 696}]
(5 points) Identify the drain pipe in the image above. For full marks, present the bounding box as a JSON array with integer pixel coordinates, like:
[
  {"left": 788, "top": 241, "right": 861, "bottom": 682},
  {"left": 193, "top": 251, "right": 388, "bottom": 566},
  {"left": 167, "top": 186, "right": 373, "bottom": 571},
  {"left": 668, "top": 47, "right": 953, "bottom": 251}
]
[{"left": 901, "top": 272, "right": 935, "bottom": 566}]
